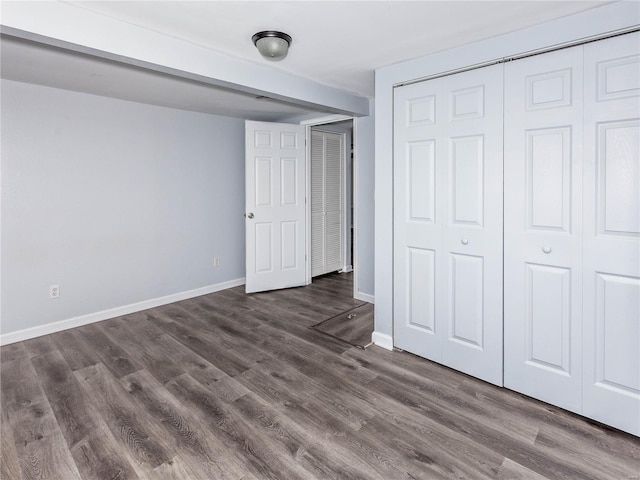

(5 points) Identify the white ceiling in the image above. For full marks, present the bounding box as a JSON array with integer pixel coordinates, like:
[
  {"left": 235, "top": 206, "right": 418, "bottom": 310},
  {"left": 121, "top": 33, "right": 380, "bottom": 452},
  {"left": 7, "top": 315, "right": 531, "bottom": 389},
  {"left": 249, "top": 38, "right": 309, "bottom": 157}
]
[{"left": 1, "top": 1, "right": 612, "bottom": 119}]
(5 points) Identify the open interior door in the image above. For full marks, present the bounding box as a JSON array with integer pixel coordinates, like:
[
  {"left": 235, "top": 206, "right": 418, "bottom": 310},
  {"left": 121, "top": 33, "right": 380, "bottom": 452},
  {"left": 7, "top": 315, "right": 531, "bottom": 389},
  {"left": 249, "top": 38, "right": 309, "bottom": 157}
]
[{"left": 245, "top": 120, "right": 307, "bottom": 293}]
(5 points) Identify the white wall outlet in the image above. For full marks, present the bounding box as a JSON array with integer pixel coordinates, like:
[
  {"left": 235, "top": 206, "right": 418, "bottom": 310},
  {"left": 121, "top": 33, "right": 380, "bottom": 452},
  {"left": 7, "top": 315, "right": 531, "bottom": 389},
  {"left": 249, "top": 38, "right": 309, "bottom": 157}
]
[
  {"left": 49, "top": 284, "right": 60, "bottom": 299},
  {"left": 214, "top": 256, "right": 221, "bottom": 268}
]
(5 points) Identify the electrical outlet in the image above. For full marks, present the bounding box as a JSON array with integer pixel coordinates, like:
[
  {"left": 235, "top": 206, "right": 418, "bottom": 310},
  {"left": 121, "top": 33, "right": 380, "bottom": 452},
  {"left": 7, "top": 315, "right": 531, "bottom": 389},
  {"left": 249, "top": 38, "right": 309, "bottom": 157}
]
[
  {"left": 49, "top": 284, "right": 60, "bottom": 299},
  {"left": 214, "top": 256, "right": 221, "bottom": 268}
]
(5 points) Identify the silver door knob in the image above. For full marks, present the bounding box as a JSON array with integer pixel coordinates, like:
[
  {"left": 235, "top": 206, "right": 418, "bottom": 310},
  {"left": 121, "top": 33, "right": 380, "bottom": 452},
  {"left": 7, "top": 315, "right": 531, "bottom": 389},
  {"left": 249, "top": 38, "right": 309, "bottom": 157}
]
[
  {"left": 246, "top": 212, "right": 254, "bottom": 219},
  {"left": 461, "top": 238, "right": 469, "bottom": 245},
  {"left": 542, "top": 246, "right": 552, "bottom": 254}
]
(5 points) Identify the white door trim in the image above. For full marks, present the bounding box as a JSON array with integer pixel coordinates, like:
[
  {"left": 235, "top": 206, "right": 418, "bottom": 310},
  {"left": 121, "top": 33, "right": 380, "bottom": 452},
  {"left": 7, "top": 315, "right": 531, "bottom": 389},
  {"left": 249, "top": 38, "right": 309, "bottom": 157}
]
[{"left": 300, "top": 114, "right": 352, "bottom": 126}]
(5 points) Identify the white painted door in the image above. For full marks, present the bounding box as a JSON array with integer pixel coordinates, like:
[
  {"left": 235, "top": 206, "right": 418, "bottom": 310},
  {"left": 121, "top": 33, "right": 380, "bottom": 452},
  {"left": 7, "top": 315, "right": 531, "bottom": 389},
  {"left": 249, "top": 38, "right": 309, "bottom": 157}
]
[
  {"left": 582, "top": 32, "right": 640, "bottom": 436},
  {"left": 245, "top": 121, "right": 307, "bottom": 293},
  {"left": 504, "top": 46, "right": 585, "bottom": 414},
  {"left": 394, "top": 64, "right": 504, "bottom": 386},
  {"left": 311, "top": 130, "right": 344, "bottom": 277}
]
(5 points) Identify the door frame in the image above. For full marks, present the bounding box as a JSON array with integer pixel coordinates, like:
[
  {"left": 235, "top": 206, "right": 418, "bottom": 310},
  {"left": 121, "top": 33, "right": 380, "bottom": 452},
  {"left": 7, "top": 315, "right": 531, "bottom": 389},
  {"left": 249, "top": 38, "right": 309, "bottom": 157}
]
[{"left": 301, "top": 115, "right": 358, "bottom": 298}]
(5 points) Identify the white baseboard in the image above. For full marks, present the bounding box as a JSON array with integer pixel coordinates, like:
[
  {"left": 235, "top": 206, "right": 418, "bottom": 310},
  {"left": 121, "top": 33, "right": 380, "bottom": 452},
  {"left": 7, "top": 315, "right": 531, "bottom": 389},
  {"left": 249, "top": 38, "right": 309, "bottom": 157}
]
[
  {"left": 0, "top": 277, "right": 245, "bottom": 346},
  {"left": 355, "top": 291, "right": 374, "bottom": 304},
  {"left": 340, "top": 265, "right": 353, "bottom": 273},
  {"left": 371, "top": 331, "right": 393, "bottom": 351}
]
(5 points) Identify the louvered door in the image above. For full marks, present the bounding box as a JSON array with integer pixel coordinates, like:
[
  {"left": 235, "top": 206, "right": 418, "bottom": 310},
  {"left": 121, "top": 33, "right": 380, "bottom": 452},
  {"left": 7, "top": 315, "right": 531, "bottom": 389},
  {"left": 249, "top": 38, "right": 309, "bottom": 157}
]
[{"left": 311, "top": 130, "right": 344, "bottom": 277}]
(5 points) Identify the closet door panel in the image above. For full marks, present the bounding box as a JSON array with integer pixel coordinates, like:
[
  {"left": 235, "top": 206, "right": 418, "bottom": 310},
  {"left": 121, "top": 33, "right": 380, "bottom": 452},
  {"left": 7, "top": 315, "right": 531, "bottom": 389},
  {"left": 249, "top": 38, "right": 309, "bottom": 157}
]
[
  {"left": 449, "top": 252, "right": 485, "bottom": 348},
  {"left": 525, "top": 263, "right": 572, "bottom": 373},
  {"left": 407, "top": 247, "right": 437, "bottom": 333},
  {"left": 583, "top": 32, "right": 640, "bottom": 436},
  {"left": 311, "top": 131, "right": 326, "bottom": 277},
  {"left": 394, "top": 81, "right": 444, "bottom": 360},
  {"left": 324, "top": 133, "right": 343, "bottom": 272},
  {"left": 394, "top": 64, "right": 504, "bottom": 386},
  {"left": 504, "top": 46, "right": 584, "bottom": 413},
  {"left": 450, "top": 135, "right": 484, "bottom": 225},
  {"left": 440, "top": 66, "right": 504, "bottom": 386},
  {"left": 311, "top": 130, "right": 344, "bottom": 277}
]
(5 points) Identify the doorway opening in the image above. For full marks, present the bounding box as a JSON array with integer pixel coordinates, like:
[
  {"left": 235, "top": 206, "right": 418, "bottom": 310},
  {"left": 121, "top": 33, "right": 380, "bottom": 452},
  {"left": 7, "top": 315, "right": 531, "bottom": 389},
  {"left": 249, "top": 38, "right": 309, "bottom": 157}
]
[{"left": 308, "top": 119, "right": 354, "bottom": 289}]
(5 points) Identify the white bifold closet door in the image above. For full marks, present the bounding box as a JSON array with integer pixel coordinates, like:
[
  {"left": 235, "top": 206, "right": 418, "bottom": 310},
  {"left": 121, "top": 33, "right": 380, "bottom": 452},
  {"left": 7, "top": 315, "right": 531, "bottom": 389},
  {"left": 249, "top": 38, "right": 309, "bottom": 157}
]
[
  {"left": 582, "top": 33, "right": 640, "bottom": 435},
  {"left": 311, "top": 130, "right": 344, "bottom": 277},
  {"left": 505, "top": 32, "right": 640, "bottom": 435},
  {"left": 393, "top": 64, "right": 504, "bottom": 386},
  {"left": 503, "top": 46, "right": 585, "bottom": 414}
]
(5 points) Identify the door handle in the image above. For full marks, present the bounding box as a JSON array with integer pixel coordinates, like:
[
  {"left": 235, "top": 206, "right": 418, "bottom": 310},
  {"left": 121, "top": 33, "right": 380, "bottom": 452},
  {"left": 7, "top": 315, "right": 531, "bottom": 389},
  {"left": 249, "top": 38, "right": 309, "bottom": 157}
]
[
  {"left": 461, "top": 238, "right": 469, "bottom": 245},
  {"left": 542, "top": 246, "right": 552, "bottom": 254},
  {"left": 245, "top": 212, "right": 254, "bottom": 219}
]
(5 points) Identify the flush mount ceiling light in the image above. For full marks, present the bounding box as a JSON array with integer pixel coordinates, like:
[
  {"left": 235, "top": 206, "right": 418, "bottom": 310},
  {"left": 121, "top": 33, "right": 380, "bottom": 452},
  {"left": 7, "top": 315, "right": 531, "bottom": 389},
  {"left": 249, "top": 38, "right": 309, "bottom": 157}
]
[{"left": 252, "top": 31, "right": 292, "bottom": 61}]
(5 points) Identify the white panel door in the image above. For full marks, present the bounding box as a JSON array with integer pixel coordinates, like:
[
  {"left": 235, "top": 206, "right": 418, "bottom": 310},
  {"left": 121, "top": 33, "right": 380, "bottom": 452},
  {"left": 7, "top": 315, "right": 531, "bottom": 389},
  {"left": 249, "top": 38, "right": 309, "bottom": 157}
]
[
  {"left": 394, "top": 64, "right": 504, "bottom": 386},
  {"left": 245, "top": 121, "right": 306, "bottom": 293},
  {"left": 504, "top": 47, "right": 584, "bottom": 413},
  {"left": 582, "top": 32, "right": 640, "bottom": 436},
  {"left": 394, "top": 81, "right": 440, "bottom": 360}
]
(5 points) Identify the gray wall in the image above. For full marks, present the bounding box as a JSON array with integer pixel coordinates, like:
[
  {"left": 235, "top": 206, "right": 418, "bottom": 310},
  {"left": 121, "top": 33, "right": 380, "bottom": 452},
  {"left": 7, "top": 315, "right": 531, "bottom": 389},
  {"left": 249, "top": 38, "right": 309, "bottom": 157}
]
[
  {"left": 354, "top": 103, "right": 375, "bottom": 298},
  {"left": 1, "top": 79, "right": 246, "bottom": 336}
]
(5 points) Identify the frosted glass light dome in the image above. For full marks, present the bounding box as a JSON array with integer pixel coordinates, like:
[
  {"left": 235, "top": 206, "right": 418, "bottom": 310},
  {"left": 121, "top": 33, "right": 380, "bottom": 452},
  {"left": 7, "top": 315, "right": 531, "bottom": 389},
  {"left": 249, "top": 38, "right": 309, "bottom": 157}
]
[{"left": 252, "top": 31, "right": 292, "bottom": 61}]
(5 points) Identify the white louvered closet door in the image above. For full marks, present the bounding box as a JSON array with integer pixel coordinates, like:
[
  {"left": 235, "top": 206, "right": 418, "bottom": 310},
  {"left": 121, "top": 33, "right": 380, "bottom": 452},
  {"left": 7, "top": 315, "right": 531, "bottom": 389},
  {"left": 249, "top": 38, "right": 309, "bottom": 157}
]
[{"left": 311, "top": 130, "right": 344, "bottom": 277}]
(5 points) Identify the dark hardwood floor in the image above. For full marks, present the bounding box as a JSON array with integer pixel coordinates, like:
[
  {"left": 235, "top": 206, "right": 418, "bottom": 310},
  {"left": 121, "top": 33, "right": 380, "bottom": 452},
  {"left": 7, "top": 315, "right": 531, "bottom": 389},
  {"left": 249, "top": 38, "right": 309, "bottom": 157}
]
[{"left": 2, "top": 273, "right": 639, "bottom": 480}]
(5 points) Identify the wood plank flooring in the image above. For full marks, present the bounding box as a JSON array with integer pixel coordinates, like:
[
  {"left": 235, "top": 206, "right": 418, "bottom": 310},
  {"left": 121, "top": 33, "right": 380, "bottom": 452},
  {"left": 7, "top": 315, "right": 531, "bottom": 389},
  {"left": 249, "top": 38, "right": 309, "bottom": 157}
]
[{"left": 2, "top": 273, "right": 639, "bottom": 480}]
